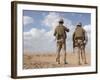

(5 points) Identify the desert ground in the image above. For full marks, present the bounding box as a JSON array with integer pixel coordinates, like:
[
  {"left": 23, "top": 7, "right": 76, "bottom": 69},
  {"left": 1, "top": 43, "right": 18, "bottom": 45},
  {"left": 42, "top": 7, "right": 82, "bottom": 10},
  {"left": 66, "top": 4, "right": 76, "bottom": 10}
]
[{"left": 23, "top": 51, "right": 91, "bottom": 69}]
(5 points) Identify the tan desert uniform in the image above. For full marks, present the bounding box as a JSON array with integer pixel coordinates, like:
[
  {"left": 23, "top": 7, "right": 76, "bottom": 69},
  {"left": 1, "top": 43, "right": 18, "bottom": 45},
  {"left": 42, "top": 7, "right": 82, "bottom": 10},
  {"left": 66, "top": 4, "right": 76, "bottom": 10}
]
[
  {"left": 73, "top": 23, "right": 88, "bottom": 65},
  {"left": 54, "top": 24, "right": 69, "bottom": 64}
]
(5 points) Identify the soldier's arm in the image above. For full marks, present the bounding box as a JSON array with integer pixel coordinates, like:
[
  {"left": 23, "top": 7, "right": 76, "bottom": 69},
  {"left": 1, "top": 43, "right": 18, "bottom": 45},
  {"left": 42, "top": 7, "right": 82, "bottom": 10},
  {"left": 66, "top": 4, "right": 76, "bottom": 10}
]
[
  {"left": 64, "top": 26, "right": 69, "bottom": 32},
  {"left": 54, "top": 28, "right": 57, "bottom": 36},
  {"left": 72, "top": 32, "right": 75, "bottom": 41},
  {"left": 82, "top": 28, "right": 88, "bottom": 44},
  {"left": 72, "top": 32, "right": 75, "bottom": 49},
  {"left": 85, "top": 31, "right": 88, "bottom": 43}
]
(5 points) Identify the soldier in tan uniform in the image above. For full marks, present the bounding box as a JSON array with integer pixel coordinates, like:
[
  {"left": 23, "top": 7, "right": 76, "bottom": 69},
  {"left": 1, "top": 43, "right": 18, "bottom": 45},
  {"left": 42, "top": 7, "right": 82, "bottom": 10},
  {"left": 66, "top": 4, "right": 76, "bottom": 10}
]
[
  {"left": 54, "top": 19, "right": 69, "bottom": 64},
  {"left": 73, "top": 22, "right": 88, "bottom": 65}
]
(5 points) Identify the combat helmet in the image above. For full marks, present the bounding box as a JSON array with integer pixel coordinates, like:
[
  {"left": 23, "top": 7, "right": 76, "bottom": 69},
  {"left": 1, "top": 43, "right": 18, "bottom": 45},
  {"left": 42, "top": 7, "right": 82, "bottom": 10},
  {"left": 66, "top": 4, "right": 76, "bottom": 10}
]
[
  {"left": 59, "top": 19, "right": 64, "bottom": 24},
  {"left": 77, "top": 22, "right": 82, "bottom": 26}
]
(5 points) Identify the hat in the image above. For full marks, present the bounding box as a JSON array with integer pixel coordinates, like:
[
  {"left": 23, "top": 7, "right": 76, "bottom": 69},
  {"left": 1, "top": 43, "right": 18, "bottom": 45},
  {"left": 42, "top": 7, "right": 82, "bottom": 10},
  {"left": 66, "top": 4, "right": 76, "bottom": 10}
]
[
  {"left": 59, "top": 19, "right": 64, "bottom": 23},
  {"left": 77, "top": 22, "right": 82, "bottom": 26}
]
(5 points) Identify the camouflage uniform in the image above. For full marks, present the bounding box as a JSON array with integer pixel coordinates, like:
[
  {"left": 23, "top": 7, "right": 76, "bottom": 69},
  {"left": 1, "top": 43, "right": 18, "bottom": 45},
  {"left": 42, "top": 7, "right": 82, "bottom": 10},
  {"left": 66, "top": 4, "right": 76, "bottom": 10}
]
[
  {"left": 54, "top": 19, "right": 69, "bottom": 64},
  {"left": 73, "top": 23, "right": 88, "bottom": 65}
]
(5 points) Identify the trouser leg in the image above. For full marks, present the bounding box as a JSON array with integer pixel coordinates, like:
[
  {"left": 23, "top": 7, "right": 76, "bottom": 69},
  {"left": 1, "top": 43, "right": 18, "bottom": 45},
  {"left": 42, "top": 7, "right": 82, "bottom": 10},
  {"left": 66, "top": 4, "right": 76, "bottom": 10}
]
[
  {"left": 78, "top": 47, "right": 81, "bottom": 65},
  {"left": 56, "top": 43, "right": 61, "bottom": 64},
  {"left": 82, "top": 48, "right": 87, "bottom": 64},
  {"left": 80, "top": 48, "right": 84, "bottom": 63},
  {"left": 64, "top": 49, "right": 67, "bottom": 64},
  {"left": 63, "top": 41, "right": 68, "bottom": 64}
]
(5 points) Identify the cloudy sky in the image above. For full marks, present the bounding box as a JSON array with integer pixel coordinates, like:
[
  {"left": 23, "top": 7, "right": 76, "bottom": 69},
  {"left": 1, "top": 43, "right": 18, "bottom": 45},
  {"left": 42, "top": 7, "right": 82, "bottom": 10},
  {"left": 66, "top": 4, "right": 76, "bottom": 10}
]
[{"left": 23, "top": 10, "right": 91, "bottom": 53}]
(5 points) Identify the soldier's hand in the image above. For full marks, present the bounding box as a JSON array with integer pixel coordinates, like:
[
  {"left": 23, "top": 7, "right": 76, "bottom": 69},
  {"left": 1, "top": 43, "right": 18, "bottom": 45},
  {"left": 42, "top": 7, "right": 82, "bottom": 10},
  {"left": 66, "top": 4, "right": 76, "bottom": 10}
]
[
  {"left": 84, "top": 40, "right": 87, "bottom": 45},
  {"left": 67, "top": 29, "right": 69, "bottom": 32}
]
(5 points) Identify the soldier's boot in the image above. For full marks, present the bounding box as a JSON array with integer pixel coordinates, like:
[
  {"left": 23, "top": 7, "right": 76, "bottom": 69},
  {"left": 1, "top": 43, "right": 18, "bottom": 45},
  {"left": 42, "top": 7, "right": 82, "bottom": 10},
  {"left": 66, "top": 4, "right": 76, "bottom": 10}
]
[
  {"left": 84, "top": 57, "right": 88, "bottom": 64},
  {"left": 58, "top": 60, "right": 60, "bottom": 64},
  {"left": 56, "top": 52, "right": 60, "bottom": 64},
  {"left": 56, "top": 57, "right": 60, "bottom": 64},
  {"left": 64, "top": 55, "right": 68, "bottom": 64},
  {"left": 64, "top": 61, "right": 68, "bottom": 64}
]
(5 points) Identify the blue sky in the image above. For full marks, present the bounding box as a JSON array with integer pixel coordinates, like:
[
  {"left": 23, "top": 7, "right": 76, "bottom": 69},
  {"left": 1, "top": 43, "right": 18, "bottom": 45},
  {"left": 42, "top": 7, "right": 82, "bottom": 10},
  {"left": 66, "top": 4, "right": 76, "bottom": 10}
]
[
  {"left": 23, "top": 10, "right": 91, "bottom": 53},
  {"left": 23, "top": 10, "right": 91, "bottom": 32}
]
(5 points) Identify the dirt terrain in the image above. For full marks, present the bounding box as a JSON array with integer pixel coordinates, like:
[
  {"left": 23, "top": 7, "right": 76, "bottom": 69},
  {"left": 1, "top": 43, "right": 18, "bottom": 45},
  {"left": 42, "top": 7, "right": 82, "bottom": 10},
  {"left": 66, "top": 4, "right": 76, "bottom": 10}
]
[{"left": 23, "top": 52, "right": 91, "bottom": 69}]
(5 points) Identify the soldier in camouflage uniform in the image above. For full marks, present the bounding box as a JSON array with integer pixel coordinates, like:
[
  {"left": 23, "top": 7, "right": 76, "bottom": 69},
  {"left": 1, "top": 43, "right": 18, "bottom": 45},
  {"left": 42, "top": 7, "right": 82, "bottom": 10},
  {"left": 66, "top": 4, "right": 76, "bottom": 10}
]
[
  {"left": 54, "top": 19, "right": 69, "bottom": 64},
  {"left": 73, "top": 22, "right": 88, "bottom": 65}
]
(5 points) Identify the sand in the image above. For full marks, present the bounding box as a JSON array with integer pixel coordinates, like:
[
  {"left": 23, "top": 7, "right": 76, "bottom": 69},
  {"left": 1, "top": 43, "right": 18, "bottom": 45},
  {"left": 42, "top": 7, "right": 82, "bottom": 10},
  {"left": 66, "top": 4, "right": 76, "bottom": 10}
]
[{"left": 23, "top": 52, "right": 90, "bottom": 69}]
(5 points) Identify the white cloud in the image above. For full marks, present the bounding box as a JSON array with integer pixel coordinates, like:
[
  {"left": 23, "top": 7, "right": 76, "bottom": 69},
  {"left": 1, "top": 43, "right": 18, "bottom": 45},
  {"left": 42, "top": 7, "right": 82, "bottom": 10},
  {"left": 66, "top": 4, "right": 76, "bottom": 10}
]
[
  {"left": 24, "top": 28, "right": 56, "bottom": 53},
  {"left": 23, "top": 16, "right": 34, "bottom": 26},
  {"left": 42, "top": 12, "right": 59, "bottom": 30},
  {"left": 83, "top": 24, "right": 91, "bottom": 50},
  {"left": 42, "top": 12, "right": 72, "bottom": 31},
  {"left": 83, "top": 24, "right": 91, "bottom": 34}
]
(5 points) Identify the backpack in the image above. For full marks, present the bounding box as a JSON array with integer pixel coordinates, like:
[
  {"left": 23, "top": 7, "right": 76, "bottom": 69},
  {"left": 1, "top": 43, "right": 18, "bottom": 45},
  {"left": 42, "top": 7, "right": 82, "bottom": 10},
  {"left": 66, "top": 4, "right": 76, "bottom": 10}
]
[
  {"left": 74, "top": 27, "right": 85, "bottom": 40},
  {"left": 55, "top": 26, "right": 66, "bottom": 40}
]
